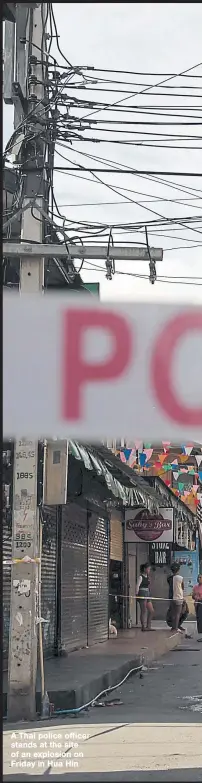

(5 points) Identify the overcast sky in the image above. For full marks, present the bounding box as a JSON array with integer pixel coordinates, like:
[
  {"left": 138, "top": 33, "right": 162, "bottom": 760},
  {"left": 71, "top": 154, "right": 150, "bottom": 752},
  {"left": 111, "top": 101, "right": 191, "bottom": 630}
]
[{"left": 4, "top": 3, "right": 202, "bottom": 303}]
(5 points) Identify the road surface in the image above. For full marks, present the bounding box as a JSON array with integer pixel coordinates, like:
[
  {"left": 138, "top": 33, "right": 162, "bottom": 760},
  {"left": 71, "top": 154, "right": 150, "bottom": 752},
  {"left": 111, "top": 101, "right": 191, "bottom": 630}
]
[{"left": 3, "top": 634, "right": 202, "bottom": 781}]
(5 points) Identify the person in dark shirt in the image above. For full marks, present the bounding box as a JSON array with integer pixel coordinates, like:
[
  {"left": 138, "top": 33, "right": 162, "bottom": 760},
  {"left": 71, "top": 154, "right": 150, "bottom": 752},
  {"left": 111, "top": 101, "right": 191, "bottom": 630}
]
[{"left": 136, "top": 563, "right": 154, "bottom": 631}]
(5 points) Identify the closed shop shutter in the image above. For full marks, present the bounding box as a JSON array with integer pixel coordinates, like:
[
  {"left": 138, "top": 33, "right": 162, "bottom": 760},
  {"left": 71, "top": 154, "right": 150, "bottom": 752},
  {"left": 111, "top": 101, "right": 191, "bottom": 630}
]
[
  {"left": 61, "top": 504, "right": 88, "bottom": 652},
  {"left": 110, "top": 515, "right": 123, "bottom": 561},
  {"left": 41, "top": 506, "right": 57, "bottom": 657},
  {"left": 88, "top": 514, "right": 109, "bottom": 645},
  {"left": 3, "top": 509, "right": 12, "bottom": 668}
]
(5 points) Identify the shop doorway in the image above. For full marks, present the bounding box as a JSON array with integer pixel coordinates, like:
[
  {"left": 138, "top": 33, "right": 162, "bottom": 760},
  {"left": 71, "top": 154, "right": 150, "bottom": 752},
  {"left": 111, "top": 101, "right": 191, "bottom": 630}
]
[{"left": 109, "top": 559, "right": 123, "bottom": 629}]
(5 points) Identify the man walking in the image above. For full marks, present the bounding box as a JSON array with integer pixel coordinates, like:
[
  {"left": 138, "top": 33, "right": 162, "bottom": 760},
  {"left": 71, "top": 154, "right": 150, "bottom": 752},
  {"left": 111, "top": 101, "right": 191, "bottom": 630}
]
[
  {"left": 167, "top": 563, "right": 188, "bottom": 632},
  {"left": 171, "top": 563, "right": 184, "bottom": 631}
]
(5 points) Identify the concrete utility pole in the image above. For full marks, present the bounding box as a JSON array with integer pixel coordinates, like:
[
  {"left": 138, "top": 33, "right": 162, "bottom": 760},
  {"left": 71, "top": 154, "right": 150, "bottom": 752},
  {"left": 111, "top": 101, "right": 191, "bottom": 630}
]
[
  {"left": 7, "top": 3, "right": 48, "bottom": 722},
  {"left": 4, "top": 2, "right": 163, "bottom": 723}
]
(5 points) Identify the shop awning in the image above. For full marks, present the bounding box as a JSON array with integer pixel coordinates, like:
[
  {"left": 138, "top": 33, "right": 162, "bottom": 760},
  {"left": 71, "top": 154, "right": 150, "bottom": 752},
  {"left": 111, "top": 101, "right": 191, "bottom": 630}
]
[{"left": 69, "top": 441, "right": 161, "bottom": 512}]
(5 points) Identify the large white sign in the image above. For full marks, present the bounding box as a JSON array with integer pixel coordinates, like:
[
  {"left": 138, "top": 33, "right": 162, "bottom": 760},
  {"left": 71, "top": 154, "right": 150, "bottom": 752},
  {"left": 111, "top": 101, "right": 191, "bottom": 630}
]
[
  {"left": 125, "top": 507, "right": 174, "bottom": 544},
  {"left": 3, "top": 293, "right": 202, "bottom": 440}
]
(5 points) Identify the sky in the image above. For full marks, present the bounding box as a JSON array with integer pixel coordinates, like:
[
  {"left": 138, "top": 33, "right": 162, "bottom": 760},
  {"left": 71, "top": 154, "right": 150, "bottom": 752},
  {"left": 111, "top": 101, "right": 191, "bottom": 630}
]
[{"left": 3, "top": 2, "right": 202, "bottom": 304}]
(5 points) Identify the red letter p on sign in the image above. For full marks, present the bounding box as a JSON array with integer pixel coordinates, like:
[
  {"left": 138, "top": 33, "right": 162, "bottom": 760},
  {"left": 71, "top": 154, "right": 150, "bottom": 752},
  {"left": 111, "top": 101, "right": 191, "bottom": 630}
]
[{"left": 62, "top": 308, "right": 132, "bottom": 420}]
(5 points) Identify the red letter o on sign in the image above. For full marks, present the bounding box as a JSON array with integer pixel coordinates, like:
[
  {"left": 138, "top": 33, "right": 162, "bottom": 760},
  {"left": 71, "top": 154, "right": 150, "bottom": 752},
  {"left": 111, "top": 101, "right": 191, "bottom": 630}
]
[{"left": 151, "top": 311, "right": 202, "bottom": 426}]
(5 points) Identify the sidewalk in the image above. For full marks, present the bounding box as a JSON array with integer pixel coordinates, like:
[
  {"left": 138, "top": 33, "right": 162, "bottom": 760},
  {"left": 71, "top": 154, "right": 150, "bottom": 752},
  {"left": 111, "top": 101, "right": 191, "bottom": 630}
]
[{"left": 3, "top": 623, "right": 182, "bottom": 716}]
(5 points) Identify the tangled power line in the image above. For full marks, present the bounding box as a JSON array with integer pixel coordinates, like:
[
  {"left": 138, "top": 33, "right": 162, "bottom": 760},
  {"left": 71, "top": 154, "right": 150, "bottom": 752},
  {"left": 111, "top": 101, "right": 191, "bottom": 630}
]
[{"left": 3, "top": 3, "right": 202, "bottom": 287}]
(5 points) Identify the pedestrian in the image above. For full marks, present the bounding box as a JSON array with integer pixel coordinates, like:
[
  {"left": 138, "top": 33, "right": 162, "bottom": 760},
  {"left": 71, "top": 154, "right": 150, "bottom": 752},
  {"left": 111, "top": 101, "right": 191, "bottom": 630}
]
[
  {"left": 192, "top": 574, "right": 202, "bottom": 638},
  {"left": 136, "top": 563, "right": 154, "bottom": 631},
  {"left": 170, "top": 562, "right": 184, "bottom": 631},
  {"left": 166, "top": 563, "right": 188, "bottom": 631}
]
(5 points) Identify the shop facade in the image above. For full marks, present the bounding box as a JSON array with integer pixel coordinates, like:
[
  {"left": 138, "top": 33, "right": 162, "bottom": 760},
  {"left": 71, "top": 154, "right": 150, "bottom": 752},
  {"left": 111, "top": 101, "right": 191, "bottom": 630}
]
[
  {"left": 3, "top": 440, "right": 163, "bottom": 668},
  {"left": 124, "top": 475, "right": 196, "bottom": 624}
]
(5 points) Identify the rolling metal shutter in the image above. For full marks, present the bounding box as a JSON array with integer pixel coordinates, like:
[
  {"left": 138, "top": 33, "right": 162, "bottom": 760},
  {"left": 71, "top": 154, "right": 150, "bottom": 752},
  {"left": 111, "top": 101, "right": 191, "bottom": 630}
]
[
  {"left": 88, "top": 514, "right": 109, "bottom": 645},
  {"left": 61, "top": 504, "right": 88, "bottom": 652},
  {"left": 110, "top": 515, "right": 123, "bottom": 561},
  {"left": 41, "top": 506, "right": 57, "bottom": 657},
  {"left": 3, "top": 509, "right": 12, "bottom": 668}
]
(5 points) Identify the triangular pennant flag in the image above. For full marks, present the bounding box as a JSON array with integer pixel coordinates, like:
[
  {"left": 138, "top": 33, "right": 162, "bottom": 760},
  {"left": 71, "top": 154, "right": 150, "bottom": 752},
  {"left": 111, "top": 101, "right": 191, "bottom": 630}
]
[
  {"left": 192, "top": 485, "right": 199, "bottom": 494},
  {"left": 135, "top": 440, "right": 143, "bottom": 451},
  {"left": 178, "top": 482, "right": 185, "bottom": 492},
  {"left": 198, "top": 471, "right": 202, "bottom": 482},
  {"left": 158, "top": 453, "right": 167, "bottom": 465},
  {"left": 171, "top": 459, "right": 178, "bottom": 466},
  {"left": 173, "top": 471, "right": 179, "bottom": 480},
  {"left": 181, "top": 445, "right": 186, "bottom": 454},
  {"left": 123, "top": 449, "right": 132, "bottom": 462},
  {"left": 144, "top": 443, "right": 152, "bottom": 448},
  {"left": 185, "top": 446, "right": 193, "bottom": 456},
  {"left": 195, "top": 455, "right": 202, "bottom": 468},
  {"left": 139, "top": 452, "right": 147, "bottom": 467},
  {"left": 143, "top": 448, "right": 153, "bottom": 462},
  {"left": 119, "top": 451, "right": 126, "bottom": 463},
  {"left": 162, "top": 463, "right": 172, "bottom": 472},
  {"left": 162, "top": 441, "right": 170, "bottom": 450},
  {"left": 128, "top": 449, "right": 136, "bottom": 467},
  {"left": 179, "top": 455, "right": 189, "bottom": 463}
]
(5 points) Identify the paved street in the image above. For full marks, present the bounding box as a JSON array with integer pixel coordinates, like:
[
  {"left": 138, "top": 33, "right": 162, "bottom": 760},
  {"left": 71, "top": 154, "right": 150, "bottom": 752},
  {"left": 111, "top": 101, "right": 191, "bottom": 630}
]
[{"left": 3, "top": 634, "right": 202, "bottom": 781}]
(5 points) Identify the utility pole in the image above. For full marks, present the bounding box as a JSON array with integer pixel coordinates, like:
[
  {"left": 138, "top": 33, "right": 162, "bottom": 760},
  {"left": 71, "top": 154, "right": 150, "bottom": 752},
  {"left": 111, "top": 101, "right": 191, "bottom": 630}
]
[{"left": 7, "top": 3, "right": 48, "bottom": 722}]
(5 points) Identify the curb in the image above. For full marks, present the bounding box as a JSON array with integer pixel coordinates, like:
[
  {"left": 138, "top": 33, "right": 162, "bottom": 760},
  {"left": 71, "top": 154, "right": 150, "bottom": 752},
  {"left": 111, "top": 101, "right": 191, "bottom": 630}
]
[
  {"left": 3, "top": 631, "right": 181, "bottom": 717},
  {"left": 37, "top": 631, "right": 181, "bottom": 713}
]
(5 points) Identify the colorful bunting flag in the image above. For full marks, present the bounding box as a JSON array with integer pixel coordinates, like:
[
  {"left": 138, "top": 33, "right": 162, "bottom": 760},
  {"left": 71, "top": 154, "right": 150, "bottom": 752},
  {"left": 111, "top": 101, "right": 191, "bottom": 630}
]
[
  {"left": 158, "top": 453, "right": 167, "bottom": 465},
  {"left": 162, "top": 441, "right": 170, "bottom": 451},
  {"left": 135, "top": 440, "right": 143, "bottom": 451},
  {"left": 143, "top": 448, "right": 153, "bottom": 462},
  {"left": 195, "top": 455, "right": 202, "bottom": 468},
  {"left": 139, "top": 452, "right": 147, "bottom": 467},
  {"left": 178, "top": 482, "right": 185, "bottom": 492},
  {"left": 123, "top": 449, "right": 132, "bottom": 462},
  {"left": 128, "top": 449, "right": 136, "bottom": 467}
]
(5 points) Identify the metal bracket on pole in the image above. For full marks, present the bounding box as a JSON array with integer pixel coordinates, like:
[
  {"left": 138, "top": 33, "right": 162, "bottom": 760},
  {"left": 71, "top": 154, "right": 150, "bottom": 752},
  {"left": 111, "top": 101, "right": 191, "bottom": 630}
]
[{"left": 3, "top": 242, "right": 163, "bottom": 263}]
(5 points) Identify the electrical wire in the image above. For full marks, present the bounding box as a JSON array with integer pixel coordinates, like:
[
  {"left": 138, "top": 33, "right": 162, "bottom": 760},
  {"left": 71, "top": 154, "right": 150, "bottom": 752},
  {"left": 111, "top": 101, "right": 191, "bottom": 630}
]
[
  {"left": 4, "top": 8, "right": 202, "bottom": 290},
  {"left": 79, "top": 60, "right": 202, "bottom": 122},
  {"left": 53, "top": 662, "right": 143, "bottom": 716},
  {"left": 52, "top": 144, "right": 202, "bottom": 242}
]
